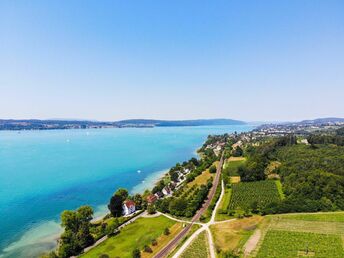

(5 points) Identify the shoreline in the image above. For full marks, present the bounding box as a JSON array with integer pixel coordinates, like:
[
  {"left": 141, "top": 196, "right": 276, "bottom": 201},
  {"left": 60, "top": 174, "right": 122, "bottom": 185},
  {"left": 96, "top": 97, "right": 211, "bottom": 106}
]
[
  {"left": 0, "top": 167, "right": 175, "bottom": 258},
  {"left": 1, "top": 125, "right": 247, "bottom": 258}
]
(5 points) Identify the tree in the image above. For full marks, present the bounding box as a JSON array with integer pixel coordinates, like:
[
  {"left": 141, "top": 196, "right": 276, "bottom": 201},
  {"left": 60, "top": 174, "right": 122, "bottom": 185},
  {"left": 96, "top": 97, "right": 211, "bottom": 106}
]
[
  {"left": 164, "top": 227, "right": 170, "bottom": 235},
  {"left": 132, "top": 248, "right": 141, "bottom": 258},
  {"left": 233, "top": 146, "right": 243, "bottom": 157},
  {"left": 58, "top": 206, "right": 94, "bottom": 258},
  {"left": 147, "top": 205, "right": 156, "bottom": 214},
  {"left": 115, "top": 188, "right": 129, "bottom": 201},
  {"left": 144, "top": 245, "right": 153, "bottom": 253},
  {"left": 209, "top": 165, "right": 217, "bottom": 174},
  {"left": 108, "top": 194, "right": 123, "bottom": 217},
  {"left": 133, "top": 194, "right": 143, "bottom": 209},
  {"left": 169, "top": 198, "right": 188, "bottom": 216},
  {"left": 170, "top": 170, "right": 179, "bottom": 182}
]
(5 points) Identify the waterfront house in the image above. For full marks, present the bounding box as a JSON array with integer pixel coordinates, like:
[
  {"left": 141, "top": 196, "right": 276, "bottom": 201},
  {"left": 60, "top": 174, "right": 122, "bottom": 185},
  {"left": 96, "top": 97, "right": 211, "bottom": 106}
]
[
  {"left": 122, "top": 200, "right": 136, "bottom": 216},
  {"left": 162, "top": 186, "right": 172, "bottom": 196},
  {"left": 155, "top": 191, "right": 164, "bottom": 199},
  {"left": 146, "top": 194, "right": 157, "bottom": 204}
]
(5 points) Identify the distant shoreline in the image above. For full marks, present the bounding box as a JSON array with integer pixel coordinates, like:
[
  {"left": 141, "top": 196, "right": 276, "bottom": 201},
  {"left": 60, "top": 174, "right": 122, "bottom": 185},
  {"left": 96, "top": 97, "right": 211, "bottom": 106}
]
[{"left": 0, "top": 118, "right": 246, "bottom": 131}]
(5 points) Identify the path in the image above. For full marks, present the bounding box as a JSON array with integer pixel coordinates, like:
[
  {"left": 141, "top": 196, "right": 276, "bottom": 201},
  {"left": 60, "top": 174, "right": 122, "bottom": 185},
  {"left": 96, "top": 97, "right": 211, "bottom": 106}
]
[
  {"left": 172, "top": 181, "right": 225, "bottom": 258},
  {"left": 154, "top": 154, "right": 224, "bottom": 258},
  {"left": 171, "top": 174, "right": 236, "bottom": 257},
  {"left": 244, "top": 229, "right": 261, "bottom": 257}
]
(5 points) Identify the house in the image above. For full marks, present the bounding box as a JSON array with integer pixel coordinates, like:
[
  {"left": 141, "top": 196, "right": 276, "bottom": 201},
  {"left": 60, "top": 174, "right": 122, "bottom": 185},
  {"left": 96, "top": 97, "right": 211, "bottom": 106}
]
[
  {"left": 155, "top": 191, "right": 164, "bottom": 199},
  {"left": 122, "top": 200, "right": 136, "bottom": 216},
  {"left": 162, "top": 186, "right": 172, "bottom": 196},
  {"left": 146, "top": 194, "right": 157, "bottom": 204}
]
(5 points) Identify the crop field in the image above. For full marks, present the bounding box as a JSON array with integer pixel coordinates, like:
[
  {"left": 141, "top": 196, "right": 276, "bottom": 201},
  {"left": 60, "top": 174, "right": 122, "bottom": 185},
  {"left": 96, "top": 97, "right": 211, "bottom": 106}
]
[
  {"left": 256, "top": 230, "right": 344, "bottom": 258},
  {"left": 228, "top": 180, "right": 280, "bottom": 210},
  {"left": 180, "top": 231, "right": 210, "bottom": 258},
  {"left": 278, "top": 211, "right": 344, "bottom": 222},
  {"left": 249, "top": 212, "right": 344, "bottom": 258}
]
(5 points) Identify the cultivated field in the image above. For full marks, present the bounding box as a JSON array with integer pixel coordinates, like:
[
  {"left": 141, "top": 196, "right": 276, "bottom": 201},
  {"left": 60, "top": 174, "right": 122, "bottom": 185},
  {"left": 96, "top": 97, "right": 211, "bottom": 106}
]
[
  {"left": 180, "top": 231, "right": 210, "bottom": 258},
  {"left": 228, "top": 180, "right": 280, "bottom": 211},
  {"left": 250, "top": 212, "right": 344, "bottom": 258},
  {"left": 256, "top": 230, "right": 344, "bottom": 258},
  {"left": 80, "top": 216, "right": 176, "bottom": 258}
]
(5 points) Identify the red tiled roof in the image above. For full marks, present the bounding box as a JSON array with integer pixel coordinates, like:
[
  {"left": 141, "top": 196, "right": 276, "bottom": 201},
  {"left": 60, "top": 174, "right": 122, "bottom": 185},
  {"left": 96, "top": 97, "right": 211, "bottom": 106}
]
[
  {"left": 123, "top": 200, "right": 135, "bottom": 208},
  {"left": 147, "top": 194, "right": 157, "bottom": 203}
]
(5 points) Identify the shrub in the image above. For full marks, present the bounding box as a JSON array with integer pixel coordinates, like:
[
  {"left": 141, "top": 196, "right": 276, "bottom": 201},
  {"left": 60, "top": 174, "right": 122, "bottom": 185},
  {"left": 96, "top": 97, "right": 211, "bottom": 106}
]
[
  {"left": 132, "top": 248, "right": 141, "bottom": 258},
  {"left": 144, "top": 245, "right": 153, "bottom": 253},
  {"left": 151, "top": 239, "right": 157, "bottom": 246},
  {"left": 164, "top": 227, "right": 170, "bottom": 235},
  {"left": 147, "top": 205, "right": 156, "bottom": 214},
  {"left": 209, "top": 165, "right": 217, "bottom": 173}
]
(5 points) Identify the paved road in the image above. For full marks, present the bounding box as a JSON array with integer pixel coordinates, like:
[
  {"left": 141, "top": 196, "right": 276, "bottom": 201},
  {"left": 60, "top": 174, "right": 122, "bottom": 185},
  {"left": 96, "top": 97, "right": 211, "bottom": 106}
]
[{"left": 154, "top": 154, "right": 224, "bottom": 258}]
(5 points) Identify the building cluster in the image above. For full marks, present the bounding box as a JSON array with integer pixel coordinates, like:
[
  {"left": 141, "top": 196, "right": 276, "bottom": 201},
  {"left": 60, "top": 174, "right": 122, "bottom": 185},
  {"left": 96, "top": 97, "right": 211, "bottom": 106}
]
[
  {"left": 146, "top": 167, "right": 191, "bottom": 205},
  {"left": 205, "top": 141, "right": 226, "bottom": 156}
]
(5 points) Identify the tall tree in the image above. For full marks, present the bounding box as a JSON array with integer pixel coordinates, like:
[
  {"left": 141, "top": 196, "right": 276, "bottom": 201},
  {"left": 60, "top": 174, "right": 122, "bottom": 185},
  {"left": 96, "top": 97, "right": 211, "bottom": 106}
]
[{"left": 108, "top": 194, "right": 124, "bottom": 217}]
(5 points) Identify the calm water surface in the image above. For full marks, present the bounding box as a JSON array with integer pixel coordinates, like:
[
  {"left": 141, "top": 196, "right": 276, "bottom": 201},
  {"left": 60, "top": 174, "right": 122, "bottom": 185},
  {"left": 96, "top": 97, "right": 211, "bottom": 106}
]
[{"left": 0, "top": 125, "right": 254, "bottom": 257}]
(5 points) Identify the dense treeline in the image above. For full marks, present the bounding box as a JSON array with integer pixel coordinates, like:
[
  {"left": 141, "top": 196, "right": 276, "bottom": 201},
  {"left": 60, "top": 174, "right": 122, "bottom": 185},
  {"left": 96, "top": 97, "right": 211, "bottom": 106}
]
[
  {"left": 307, "top": 127, "right": 344, "bottom": 146},
  {"left": 239, "top": 133, "right": 344, "bottom": 214},
  {"left": 238, "top": 135, "right": 297, "bottom": 182}
]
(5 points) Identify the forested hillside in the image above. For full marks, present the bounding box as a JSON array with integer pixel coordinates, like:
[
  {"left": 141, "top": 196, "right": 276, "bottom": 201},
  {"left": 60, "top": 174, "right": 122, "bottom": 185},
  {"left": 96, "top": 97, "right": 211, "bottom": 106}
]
[{"left": 237, "top": 129, "right": 344, "bottom": 214}]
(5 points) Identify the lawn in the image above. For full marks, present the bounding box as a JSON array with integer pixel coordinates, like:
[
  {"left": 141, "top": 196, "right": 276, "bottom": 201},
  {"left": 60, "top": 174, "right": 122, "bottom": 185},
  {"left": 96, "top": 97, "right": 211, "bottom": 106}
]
[
  {"left": 210, "top": 216, "right": 263, "bottom": 254},
  {"left": 223, "top": 157, "right": 246, "bottom": 176},
  {"left": 215, "top": 187, "right": 232, "bottom": 221},
  {"left": 141, "top": 222, "right": 183, "bottom": 258},
  {"left": 228, "top": 180, "right": 280, "bottom": 211},
  {"left": 256, "top": 230, "right": 344, "bottom": 258},
  {"left": 80, "top": 215, "right": 175, "bottom": 258},
  {"left": 275, "top": 180, "right": 285, "bottom": 199},
  {"left": 230, "top": 176, "right": 240, "bottom": 184},
  {"left": 180, "top": 231, "right": 210, "bottom": 258}
]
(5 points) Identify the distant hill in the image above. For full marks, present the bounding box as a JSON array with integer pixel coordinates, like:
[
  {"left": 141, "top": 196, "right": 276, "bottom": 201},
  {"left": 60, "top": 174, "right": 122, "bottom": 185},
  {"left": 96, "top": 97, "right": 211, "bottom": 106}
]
[
  {"left": 0, "top": 118, "right": 246, "bottom": 130},
  {"left": 299, "top": 117, "right": 344, "bottom": 125},
  {"left": 115, "top": 119, "right": 246, "bottom": 127}
]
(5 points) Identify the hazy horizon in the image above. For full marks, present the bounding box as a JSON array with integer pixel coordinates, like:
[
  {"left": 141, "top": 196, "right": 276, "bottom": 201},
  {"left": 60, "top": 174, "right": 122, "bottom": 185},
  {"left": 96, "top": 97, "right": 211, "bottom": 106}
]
[{"left": 1, "top": 1, "right": 344, "bottom": 121}]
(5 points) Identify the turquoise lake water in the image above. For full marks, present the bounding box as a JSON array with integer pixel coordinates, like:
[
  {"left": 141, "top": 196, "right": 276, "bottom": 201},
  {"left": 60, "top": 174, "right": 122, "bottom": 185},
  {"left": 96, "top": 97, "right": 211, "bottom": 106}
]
[{"left": 0, "top": 125, "right": 254, "bottom": 257}]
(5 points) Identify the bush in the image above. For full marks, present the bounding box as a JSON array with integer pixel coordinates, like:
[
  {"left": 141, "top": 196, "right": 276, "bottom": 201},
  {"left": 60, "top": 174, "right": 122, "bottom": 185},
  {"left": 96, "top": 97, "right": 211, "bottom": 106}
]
[
  {"left": 209, "top": 165, "right": 217, "bottom": 173},
  {"left": 147, "top": 205, "right": 156, "bottom": 214},
  {"left": 164, "top": 227, "right": 170, "bottom": 235},
  {"left": 132, "top": 248, "right": 141, "bottom": 258},
  {"left": 151, "top": 239, "right": 157, "bottom": 246},
  {"left": 144, "top": 245, "right": 153, "bottom": 253}
]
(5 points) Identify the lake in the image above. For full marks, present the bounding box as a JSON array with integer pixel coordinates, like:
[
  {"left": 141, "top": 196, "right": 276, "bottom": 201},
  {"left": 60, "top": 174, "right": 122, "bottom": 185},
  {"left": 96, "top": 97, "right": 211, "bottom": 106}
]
[{"left": 0, "top": 125, "right": 254, "bottom": 257}]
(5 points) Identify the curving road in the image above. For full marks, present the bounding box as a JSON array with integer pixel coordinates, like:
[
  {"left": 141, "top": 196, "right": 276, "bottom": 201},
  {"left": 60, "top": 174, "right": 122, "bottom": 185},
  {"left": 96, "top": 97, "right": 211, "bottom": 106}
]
[{"left": 154, "top": 154, "right": 224, "bottom": 258}]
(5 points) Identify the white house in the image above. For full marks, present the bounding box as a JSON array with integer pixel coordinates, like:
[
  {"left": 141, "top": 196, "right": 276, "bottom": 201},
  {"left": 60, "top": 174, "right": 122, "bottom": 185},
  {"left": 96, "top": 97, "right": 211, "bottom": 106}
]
[
  {"left": 162, "top": 186, "right": 172, "bottom": 196},
  {"left": 122, "top": 200, "right": 136, "bottom": 216}
]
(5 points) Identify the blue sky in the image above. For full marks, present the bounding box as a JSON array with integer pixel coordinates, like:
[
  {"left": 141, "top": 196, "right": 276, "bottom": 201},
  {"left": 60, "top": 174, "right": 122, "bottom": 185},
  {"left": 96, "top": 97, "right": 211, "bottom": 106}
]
[{"left": 1, "top": 1, "right": 343, "bottom": 122}]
